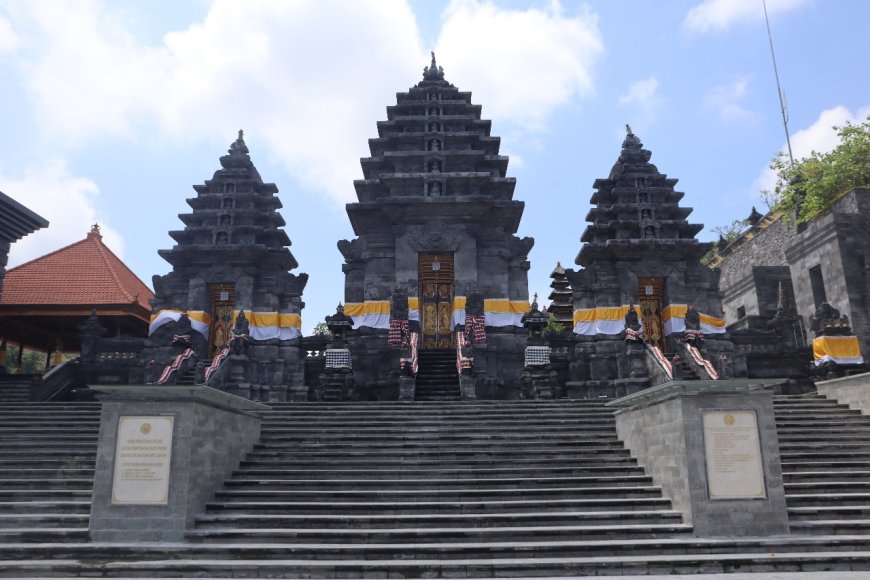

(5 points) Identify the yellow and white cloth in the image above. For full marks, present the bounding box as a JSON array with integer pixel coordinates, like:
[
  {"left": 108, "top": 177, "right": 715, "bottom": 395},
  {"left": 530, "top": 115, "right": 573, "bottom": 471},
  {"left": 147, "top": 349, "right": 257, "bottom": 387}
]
[
  {"left": 662, "top": 305, "right": 726, "bottom": 336},
  {"left": 149, "top": 309, "right": 302, "bottom": 340},
  {"left": 345, "top": 297, "right": 530, "bottom": 330},
  {"left": 572, "top": 304, "right": 726, "bottom": 336},
  {"left": 813, "top": 335, "right": 864, "bottom": 366},
  {"left": 149, "top": 310, "right": 211, "bottom": 337}
]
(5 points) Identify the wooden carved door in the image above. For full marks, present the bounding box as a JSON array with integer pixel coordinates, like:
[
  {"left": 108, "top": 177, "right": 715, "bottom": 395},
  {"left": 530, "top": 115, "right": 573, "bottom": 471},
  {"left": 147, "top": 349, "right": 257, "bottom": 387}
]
[
  {"left": 208, "top": 283, "right": 235, "bottom": 358},
  {"left": 637, "top": 277, "right": 665, "bottom": 350},
  {"left": 419, "top": 254, "right": 454, "bottom": 349}
]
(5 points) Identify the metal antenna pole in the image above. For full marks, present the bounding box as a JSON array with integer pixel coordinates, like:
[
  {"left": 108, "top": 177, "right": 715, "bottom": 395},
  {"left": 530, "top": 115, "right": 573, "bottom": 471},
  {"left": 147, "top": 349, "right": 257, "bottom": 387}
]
[{"left": 763, "top": 0, "right": 795, "bottom": 168}]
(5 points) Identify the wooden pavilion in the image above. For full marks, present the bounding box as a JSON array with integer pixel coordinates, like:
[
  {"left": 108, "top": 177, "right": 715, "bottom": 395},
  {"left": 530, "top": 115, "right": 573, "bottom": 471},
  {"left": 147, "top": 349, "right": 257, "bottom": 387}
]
[{"left": 0, "top": 225, "right": 154, "bottom": 372}]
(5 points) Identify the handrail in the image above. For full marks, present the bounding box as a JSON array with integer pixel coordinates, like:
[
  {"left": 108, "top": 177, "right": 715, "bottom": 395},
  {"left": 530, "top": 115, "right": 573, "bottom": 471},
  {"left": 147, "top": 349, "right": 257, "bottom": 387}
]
[
  {"left": 31, "top": 359, "right": 79, "bottom": 402},
  {"left": 646, "top": 344, "right": 673, "bottom": 380},
  {"left": 684, "top": 343, "right": 720, "bottom": 380},
  {"left": 204, "top": 345, "right": 231, "bottom": 385},
  {"left": 155, "top": 348, "right": 195, "bottom": 385}
]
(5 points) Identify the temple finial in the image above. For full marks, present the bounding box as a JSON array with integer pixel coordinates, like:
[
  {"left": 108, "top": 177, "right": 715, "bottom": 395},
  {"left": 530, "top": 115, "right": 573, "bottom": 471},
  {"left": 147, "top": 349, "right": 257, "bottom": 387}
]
[
  {"left": 423, "top": 51, "right": 445, "bottom": 81},
  {"left": 88, "top": 223, "right": 102, "bottom": 238},
  {"left": 626, "top": 124, "right": 633, "bottom": 136},
  {"left": 228, "top": 129, "right": 249, "bottom": 156}
]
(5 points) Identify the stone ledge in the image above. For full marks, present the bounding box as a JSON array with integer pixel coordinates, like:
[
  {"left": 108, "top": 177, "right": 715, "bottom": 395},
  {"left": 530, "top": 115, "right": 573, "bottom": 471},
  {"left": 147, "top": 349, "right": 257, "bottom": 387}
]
[
  {"left": 90, "top": 385, "right": 270, "bottom": 416},
  {"left": 607, "top": 379, "right": 787, "bottom": 411}
]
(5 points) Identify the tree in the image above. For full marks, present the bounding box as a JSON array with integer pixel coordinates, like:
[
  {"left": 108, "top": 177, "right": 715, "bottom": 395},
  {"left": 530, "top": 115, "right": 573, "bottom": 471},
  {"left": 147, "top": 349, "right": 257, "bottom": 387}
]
[
  {"left": 764, "top": 116, "right": 870, "bottom": 222},
  {"left": 312, "top": 322, "right": 331, "bottom": 336}
]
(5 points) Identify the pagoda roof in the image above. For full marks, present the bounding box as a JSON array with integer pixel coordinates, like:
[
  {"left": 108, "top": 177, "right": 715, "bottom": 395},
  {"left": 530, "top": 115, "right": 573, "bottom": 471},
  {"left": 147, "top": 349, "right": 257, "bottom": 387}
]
[
  {"left": 0, "top": 225, "right": 153, "bottom": 314},
  {"left": 0, "top": 191, "right": 48, "bottom": 244}
]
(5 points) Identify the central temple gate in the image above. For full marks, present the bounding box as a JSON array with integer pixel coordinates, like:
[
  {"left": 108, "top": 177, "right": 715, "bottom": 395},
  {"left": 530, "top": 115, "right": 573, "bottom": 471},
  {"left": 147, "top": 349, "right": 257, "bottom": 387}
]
[
  {"left": 637, "top": 277, "right": 665, "bottom": 350},
  {"left": 418, "top": 254, "right": 454, "bottom": 349},
  {"left": 208, "top": 283, "right": 235, "bottom": 358}
]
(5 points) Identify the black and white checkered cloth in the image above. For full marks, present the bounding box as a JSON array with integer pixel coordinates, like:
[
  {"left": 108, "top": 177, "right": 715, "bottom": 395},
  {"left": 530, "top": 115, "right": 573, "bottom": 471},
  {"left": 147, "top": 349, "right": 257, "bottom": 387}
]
[
  {"left": 325, "top": 348, "right": 352, "bottom": 369},
  {"left": 524, "top": 346, "right": 550, "bottom": 367}
]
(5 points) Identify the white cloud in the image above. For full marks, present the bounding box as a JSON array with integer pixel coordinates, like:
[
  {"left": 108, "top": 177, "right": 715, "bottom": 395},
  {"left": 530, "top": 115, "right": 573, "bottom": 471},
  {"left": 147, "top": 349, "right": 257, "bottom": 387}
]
[
  {"left": 1, "top": 160, "right": 125, "bottom": 267},
  {"left": 0, "top": 14, "right": 19, "bottom": 54},
  {"left": 617, "top": 76, "right": 660, "bottom": 131},
  {"left": 751, "top": 104, "right": 870, "bottom": 196},
  {"left": 684, "top": 0, "right": 809, "bottom": 34},
  {"left": 705, "top": 76, "right": 759, "bottom": 123},
  {"left": 434, "top": 0, "right": 603, "bottom": 132},
  {"left": 2, "top": 0, "right": 602, "bottom": 206}
]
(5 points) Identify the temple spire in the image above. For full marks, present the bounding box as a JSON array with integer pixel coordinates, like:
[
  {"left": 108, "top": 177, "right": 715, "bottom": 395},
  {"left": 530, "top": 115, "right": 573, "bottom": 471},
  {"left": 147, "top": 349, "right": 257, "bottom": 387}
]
[{"left": 228, "top": 129, "right": 249, "bottom": 156}]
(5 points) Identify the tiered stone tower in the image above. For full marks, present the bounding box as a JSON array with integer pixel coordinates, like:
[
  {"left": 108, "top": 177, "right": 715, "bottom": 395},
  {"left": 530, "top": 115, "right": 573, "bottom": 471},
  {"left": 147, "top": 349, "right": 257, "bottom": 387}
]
[
  {"left": 339, "top": 54, "right": 533, "bottom": 399},
  {"left": 566, "top": 126, "right": 745, "bottom": 397},
  {"left": 143, "top": 131, "right": 308, "bottom": 401},
  {"left": 547, "top": 262, "right": 573, "bottom": 330}
]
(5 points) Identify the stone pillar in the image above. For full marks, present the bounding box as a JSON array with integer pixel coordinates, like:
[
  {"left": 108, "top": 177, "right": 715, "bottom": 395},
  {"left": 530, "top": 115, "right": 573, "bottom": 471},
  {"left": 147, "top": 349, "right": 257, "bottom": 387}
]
[
  {"left": 613, "top": 381, "right": 789, "bottom": 537},
  {"left": 89, "top": 385, "right": 266, "bottom": 542}
]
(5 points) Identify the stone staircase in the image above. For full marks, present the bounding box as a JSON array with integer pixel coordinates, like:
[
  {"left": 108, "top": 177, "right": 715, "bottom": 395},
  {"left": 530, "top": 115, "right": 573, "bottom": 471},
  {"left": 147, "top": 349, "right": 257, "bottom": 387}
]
[
  {"left": 4, "top": 397, "right": 870, "bottom": 576},
  {"left": 414, "top": 349, "right": 460, "bottom": 400},
  {"left": 0, "top": 377, "right": 32, "bottom": 403},
  {"left": 775, "top": 393, "right": 870, "bottom": 534},
  {"left": 0, "top": 401, "right": 101, "bottom": 544}
]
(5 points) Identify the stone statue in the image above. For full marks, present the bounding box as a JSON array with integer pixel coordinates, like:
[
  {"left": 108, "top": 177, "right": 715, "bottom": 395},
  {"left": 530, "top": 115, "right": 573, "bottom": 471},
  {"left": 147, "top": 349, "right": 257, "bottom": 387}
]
[
  {"left": 231, "top": 310, "right": 251, "bottom": 355},
  {"left": 390, "top": 288, "right": 409, "bottom": 320},
  {"left": 625, "top": 304, "right": 641, "bottom": 331},
  {"left": 685, "top": 305, "right": 701, "bottom": 331},
  {"left": 810, "top": 302, "right": 852, "bottom": 336}
]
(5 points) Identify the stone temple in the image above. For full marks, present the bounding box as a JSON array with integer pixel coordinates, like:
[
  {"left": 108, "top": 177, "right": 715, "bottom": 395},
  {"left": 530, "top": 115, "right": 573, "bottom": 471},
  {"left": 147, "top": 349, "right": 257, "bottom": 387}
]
[{"left": 339, "top": 54, "right": 532, "bottom": 399}]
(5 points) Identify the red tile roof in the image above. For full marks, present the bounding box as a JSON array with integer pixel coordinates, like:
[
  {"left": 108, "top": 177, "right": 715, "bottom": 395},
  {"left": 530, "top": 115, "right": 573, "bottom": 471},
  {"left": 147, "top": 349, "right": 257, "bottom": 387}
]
[{"left": 0, "top": 225, "right": 154, "bottom": 311}]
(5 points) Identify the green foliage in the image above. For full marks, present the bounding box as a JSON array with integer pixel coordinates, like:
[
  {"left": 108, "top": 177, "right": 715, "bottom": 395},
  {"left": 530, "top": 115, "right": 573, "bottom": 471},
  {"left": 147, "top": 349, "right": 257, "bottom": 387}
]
[
  {"left": 312, "top": 322, "right": 331, "bottom": 336},
  {"left": 765, "top": 116, "right": 870, "bottom": 222},
  {"left": 3, "top": 345, "right": 49, "bottom": 374},
  {"left": 546, "top": 314, "right": 565, "bottom": 334}
]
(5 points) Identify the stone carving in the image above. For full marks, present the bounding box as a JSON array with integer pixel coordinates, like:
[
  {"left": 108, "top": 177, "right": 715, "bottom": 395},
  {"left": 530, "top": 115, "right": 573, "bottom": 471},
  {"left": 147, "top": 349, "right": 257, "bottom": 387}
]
[
  {"left": 685, "top": 305, "right": 701, "bottom": 331},
  {"left": 390, "top": 288, "right": 409, "bottom": 320},
  {"left": 79, "top": 308, "right": 107, "bottom": 362},
  {"left": 423, "top": 51, "right": 444, "bottom": 81},
  {"left": 509, "top": 236, "right": 535, "bottom": 258},
  {"left": 231, "top": 310, "right": 251, "bottom": 355},
  {"left": 810, "top": 302, "right": 852, "bottom": 336},
  {"left": 337, "top": 239, "right": 361, "bottom": 261},
  {"left": 625, "top": 304, "right": 641, "bottom": 331}
]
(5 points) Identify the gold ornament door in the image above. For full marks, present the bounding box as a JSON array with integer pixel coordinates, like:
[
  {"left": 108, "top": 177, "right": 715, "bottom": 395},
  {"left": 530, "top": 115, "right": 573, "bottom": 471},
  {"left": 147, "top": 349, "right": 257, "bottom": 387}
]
[
  {"left": 637, "top": 277, "right": 665, "bottom": 351},
  {"left": 419, "top": 254, "right": 454, "bottom": 349},
  {"left": 208, "top": 284, "right": 235, "bottom": 358}
]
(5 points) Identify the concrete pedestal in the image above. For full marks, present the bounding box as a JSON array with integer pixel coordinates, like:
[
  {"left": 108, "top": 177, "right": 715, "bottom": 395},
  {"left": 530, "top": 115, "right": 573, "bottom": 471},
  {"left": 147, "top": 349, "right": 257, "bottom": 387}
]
[
  {"left": 611, "top": 380, "right": 790, "bottom": 537},
  {"left": 89, "top": 385, "right": 267, "bottom": 542}
]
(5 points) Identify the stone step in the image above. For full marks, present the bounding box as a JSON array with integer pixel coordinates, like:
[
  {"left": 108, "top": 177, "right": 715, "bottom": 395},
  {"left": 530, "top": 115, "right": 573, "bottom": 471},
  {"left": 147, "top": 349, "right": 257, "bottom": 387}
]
[
  {"left": 18, "top": 535, "right": 870, "bottom": 563},
  {"left": 781, "top": 459, "right": 870, "bottom": 470},
  {"left": 0, "top": 468, "right": 95, "bottom": 479},
  {"left": 788, "top": 506, "right": 870, "bottom": 520},
  {"left": 212, "top": 485, "right": 665, "bottom": 503},
  {"left": 223, "top": 475, "right": 654, "bottom": 490},
  {"left": 185, "top": 522, "right": 692, "bottom": 544},
  {"left": 0, "top": 479, "right": 94, "bottom": 490},
  {"left": 232, "top": 465, "right": 647, "bottom": 479},
  {"left": 5, "top": 549, "right": 870, "bottom": 577},
  {"left": 0, "top": 513, "right": 89, "bottom": 527},
  {"left": 194, "top": 509, "right": 682, "bottom": 530},
  {"left": 785, "top": 471, "right": 870, "bottom": 483},
  {"left": 204, "top": 497, "right": 674, "bottom": 515},
  {"left": 242, "top": 450, "right": 633, "bottom": 464},
  {"left": 786, "top": 493, "right": 870, "bottom": 506},
  {"left": 238, "top": 456, "right": 639, "bottom": 470},
  {"left": 0, "top": 527, "right": 89, "bottom": 543},
  {"left": 0, "top": 501, "right": 91, "bottom": 514},
  {"left": 252, "top": 438, "right": 623, "bottom": 451}
]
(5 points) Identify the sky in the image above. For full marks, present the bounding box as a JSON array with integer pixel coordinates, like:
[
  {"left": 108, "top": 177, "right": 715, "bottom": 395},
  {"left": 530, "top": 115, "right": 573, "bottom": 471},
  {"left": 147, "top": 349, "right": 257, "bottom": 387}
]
[{"left": 2, "top": 0, "right": 869, "bottom": 333}]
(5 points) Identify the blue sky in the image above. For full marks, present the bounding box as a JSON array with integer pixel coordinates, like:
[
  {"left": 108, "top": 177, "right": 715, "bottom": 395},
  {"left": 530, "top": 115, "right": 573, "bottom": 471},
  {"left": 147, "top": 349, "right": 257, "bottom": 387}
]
[{"left": 2, "top": 0, "right": 868, "bottom": 332}]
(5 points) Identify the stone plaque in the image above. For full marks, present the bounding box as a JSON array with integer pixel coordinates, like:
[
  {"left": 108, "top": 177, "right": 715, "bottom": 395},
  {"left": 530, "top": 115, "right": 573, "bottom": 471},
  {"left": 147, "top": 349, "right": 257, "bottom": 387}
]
[
  {"left": 702, "top": 410, "right": 766, "bottom": 500},
  {"left": 111, "top": 415, "right": 174, "bottom": 505}
]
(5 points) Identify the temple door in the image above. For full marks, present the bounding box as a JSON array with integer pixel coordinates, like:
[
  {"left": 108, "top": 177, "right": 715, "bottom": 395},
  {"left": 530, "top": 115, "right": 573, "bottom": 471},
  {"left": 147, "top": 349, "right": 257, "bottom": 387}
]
[
  {"left": 419, "top": 254, "right": 454, "bottom": 349},
  {"left": 638, "top": 277, "right": 665, "bottom": 351},
  {"left": 208, "top": 284, "right": 235, "bottom": 358}
]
